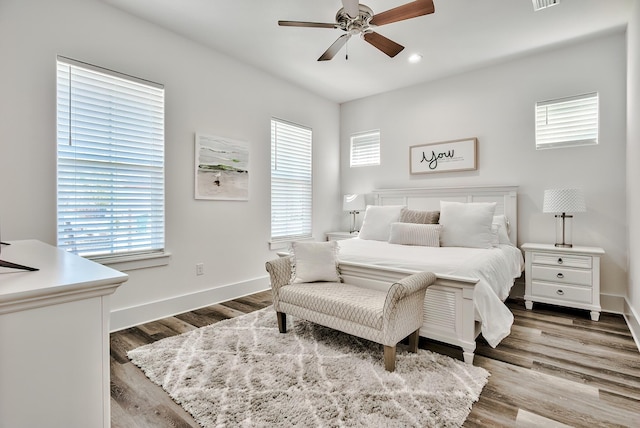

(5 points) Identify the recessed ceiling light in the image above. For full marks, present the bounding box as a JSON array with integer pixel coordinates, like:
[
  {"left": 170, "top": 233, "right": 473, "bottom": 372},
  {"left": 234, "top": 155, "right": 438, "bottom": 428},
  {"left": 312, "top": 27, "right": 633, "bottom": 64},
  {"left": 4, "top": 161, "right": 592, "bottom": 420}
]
[
  {"left": 532, "top": 0, "right": 560, "bottom": 11},
  {"left": 408, "top": 54, "right": 423, "bottom": 64}
]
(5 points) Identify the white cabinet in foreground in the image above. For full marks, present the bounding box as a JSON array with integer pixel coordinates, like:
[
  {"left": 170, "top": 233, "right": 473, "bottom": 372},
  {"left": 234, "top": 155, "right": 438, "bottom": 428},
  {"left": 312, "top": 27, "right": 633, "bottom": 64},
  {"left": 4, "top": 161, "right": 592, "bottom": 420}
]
[{"left": 0, "top": 240, "right": 128, "bottom": 428}]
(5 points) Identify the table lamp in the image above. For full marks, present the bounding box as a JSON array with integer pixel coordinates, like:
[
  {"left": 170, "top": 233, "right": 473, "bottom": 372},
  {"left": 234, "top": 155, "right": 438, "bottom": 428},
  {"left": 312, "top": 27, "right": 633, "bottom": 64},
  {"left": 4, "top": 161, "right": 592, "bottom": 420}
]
[
  {"left": 543, "top": 188, "right": 586, "bottom": 248},
  {"left": 343, "top": 194, "right": 365, "bottom": 234}
]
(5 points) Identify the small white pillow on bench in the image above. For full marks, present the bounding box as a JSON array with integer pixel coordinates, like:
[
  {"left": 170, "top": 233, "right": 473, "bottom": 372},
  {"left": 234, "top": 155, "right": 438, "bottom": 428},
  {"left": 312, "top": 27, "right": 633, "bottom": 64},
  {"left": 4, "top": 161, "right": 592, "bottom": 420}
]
[{"left": 290, "top": 241, "right": 341, "bottom": 283}]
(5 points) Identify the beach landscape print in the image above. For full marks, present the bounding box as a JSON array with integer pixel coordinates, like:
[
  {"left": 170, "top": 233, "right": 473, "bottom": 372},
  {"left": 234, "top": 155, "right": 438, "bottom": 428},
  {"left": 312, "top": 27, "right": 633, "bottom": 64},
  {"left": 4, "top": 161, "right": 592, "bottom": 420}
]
[{"left": 195, "top": 133, "right": 249, "bottom": 200}]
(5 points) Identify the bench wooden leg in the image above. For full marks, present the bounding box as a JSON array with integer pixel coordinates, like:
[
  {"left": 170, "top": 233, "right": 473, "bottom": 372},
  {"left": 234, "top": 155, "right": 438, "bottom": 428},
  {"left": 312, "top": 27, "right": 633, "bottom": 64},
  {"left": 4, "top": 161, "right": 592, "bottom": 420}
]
[
  {"left": 276, "top": 312, "right": 286, "bottom": 333},
  {"left": 408, "top": 329, "right": 420, "bottom": 353},
  {"left": 384, "top": 346, "right": 396, "bottom": 372}
]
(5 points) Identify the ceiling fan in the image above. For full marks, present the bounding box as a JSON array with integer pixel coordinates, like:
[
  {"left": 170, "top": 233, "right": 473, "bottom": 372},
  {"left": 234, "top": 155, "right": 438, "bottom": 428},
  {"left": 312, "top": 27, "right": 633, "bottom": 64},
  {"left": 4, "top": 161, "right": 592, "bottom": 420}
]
[{"left": 278, "top": 0, "right": 435, "bottom": 61}]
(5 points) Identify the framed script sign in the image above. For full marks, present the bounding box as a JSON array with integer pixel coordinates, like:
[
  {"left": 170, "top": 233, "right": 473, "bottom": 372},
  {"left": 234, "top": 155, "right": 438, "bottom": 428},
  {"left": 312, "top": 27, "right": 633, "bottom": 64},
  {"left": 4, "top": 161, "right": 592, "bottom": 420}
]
[{"left": 410, "top": 138, "right": 477, "bottom": 174}]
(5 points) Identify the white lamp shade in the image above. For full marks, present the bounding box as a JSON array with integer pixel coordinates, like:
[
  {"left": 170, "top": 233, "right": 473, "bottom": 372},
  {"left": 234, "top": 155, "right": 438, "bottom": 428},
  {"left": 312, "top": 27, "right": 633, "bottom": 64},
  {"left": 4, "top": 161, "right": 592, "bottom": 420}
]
[
  {"left": 343, "top": 194, "right": 365, "bottom": 212},
  {"left": 543, "top": 188, "right": 586, "bottom": 213}
]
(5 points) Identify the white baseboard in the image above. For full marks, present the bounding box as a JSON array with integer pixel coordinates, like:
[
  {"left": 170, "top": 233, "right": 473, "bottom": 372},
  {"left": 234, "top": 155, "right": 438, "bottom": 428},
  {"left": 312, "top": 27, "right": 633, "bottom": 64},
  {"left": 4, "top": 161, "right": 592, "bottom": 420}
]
[
  {"left": 110, "top": 276, "right": 270, "bottom": 332},
  {"left": 624, "top": 298, "right": 640, "bottom": 353}
]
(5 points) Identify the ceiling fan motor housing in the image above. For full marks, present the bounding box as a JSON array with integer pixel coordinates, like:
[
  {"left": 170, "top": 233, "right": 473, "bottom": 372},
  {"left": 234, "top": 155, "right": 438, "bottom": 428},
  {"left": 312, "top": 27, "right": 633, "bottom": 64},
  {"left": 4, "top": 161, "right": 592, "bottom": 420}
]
[{"left": 336, "top": 4, "right": 374, "bottom": 35}]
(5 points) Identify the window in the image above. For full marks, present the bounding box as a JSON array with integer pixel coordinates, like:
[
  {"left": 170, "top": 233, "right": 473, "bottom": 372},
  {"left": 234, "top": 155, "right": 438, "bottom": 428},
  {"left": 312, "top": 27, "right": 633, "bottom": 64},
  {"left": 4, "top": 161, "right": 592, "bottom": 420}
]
[
  {"left": 270, "top": 118, "right": 312, "bottom": 242},
  {"left": 535, "top": 92, "right": 599, "bottom": 149},
  {"left": 56, "top": 56, "right": 165, "bottom": 259},
  {"left": 350, "top": 130, "right": 380, "bottom": 167}
]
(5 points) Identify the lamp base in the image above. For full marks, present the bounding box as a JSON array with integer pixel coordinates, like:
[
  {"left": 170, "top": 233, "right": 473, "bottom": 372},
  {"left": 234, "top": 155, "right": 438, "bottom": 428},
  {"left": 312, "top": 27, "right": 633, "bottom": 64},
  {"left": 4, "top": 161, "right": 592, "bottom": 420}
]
[
  {"left": 554, "top": 243, "right": 573, "bottom": 248},
  {"left": 554, "top": 213, "right": 573, "bottom": 248},
  {"left": 348, "top": 210, "right": 360, "bottom": 234}
]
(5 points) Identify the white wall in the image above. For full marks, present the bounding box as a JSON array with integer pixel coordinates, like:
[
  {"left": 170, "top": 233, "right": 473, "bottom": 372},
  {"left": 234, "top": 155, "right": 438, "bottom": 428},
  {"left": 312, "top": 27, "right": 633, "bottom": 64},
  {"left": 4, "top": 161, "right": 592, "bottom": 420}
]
[
  {"left": 0, "top": 0, "right": 341, "bottom": 329},
  {"left": 340, "top": 32, "right": 628, "bottom": 309},
  {"left": 626, "top": 0, "right": 640, "bottom": 341}
]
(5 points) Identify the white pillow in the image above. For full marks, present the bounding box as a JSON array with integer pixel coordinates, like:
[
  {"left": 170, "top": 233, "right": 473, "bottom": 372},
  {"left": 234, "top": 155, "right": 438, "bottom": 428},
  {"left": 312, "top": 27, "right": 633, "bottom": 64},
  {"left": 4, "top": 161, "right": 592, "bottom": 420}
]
[
  {"left": 493, "top": 215, "right": 513, "bottom": 246},
  {"left": 439, "top": 201, "right": 497, "bottom": 248},
  {"left": 388, "top": 223, "right": 441, "bottom": 247},
  {"left": 290, "top": 241, "right": 341, "bottom": 283},
  {"left": 358, "top": 205, "right": 405, "bottom": 241}
]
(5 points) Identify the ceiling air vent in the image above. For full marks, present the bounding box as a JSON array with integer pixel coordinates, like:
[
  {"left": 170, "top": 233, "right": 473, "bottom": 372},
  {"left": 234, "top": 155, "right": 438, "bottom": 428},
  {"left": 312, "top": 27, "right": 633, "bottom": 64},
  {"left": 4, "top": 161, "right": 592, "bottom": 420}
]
[{"left": 532, "top": 0, "right": 561, "bottom": 11}]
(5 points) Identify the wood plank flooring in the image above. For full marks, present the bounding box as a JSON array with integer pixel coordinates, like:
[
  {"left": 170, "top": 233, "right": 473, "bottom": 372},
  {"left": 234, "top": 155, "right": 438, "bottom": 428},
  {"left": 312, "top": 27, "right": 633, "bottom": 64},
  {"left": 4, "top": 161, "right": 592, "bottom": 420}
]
[{"left": 110, "top": 292, "right": 640, "bottom": 427}]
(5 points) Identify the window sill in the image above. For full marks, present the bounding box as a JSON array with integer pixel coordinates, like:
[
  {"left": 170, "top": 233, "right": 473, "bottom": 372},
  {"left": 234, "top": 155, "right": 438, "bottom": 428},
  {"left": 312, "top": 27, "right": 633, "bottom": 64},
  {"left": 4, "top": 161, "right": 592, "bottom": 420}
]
[
  {"left": 269, "top": 237, "right": 314, "bottom": 251},
  {"left": 91, "top": 251, "right": 172, "bottom": 272}
]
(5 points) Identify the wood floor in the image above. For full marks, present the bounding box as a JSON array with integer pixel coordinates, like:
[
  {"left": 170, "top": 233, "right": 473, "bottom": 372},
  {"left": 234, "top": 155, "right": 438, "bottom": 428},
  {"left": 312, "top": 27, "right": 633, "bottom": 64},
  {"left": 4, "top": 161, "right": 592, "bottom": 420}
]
[{"left": 110, "top": 292, "right": 640, "bottom": 427}]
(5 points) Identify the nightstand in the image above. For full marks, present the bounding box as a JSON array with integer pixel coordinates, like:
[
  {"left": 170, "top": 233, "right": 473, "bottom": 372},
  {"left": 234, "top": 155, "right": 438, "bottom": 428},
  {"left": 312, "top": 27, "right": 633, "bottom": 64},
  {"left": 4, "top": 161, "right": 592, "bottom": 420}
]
[
  {"left": 522, "top": 243, "right": 604, "bottom": 321},
  {"left": 326, "top": 231, "right": 357, "bottom": 241}
]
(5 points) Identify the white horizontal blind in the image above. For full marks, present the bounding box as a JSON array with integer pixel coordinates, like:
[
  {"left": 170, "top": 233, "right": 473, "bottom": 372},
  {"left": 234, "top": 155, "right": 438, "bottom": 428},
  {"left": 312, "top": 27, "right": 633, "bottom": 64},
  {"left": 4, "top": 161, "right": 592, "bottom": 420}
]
[
  {"left": 271, "top": 119, "right": 312, "bottom": 241},
  {"left": 350, "top": 130, "right": 380, "bottom": 167},
  {"left": 535, "top": 92, "right": 598, "bottom": 149},
  {"left": 56, "top": 57, "right": 165, "bottom": 258}
]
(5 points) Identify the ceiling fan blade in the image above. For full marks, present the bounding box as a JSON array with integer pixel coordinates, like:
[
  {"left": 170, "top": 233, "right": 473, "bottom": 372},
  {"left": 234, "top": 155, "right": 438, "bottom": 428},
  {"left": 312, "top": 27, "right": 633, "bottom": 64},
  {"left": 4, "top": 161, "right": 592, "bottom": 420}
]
[
  {"left": 370, "top": 0, "right": 435, "bottom": 26},
  {"left": 363, "top": 32, "right": 405, "bottom": 58},
  {"left": 278, "top": 20, "right": 338, "bottom": 29},
  {"left": 342, "top": 0, "right": 360, "bottom": 19},
  {"left": 318, "top": 34, "right": 351, "bottom": 61}
]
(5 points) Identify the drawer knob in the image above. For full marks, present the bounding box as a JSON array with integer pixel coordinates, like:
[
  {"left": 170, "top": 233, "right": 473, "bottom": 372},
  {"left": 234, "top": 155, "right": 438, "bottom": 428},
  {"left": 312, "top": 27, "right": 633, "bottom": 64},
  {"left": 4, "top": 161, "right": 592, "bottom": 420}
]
[
  {"left": 557, "top": 273, "right": 564, "bottom": 279},
  {"left": 557, "top": 258, "right": 563, "bottom": 265},
  {"left": 556, "top": 289, "right": 565, "bottom": 295}
]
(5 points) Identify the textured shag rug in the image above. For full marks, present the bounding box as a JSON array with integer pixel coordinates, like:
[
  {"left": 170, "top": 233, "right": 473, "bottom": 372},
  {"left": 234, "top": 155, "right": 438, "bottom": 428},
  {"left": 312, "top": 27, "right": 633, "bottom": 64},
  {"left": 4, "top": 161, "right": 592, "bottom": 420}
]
[{"left": 128, "top": 307, "right": 489, "bottom": 427}]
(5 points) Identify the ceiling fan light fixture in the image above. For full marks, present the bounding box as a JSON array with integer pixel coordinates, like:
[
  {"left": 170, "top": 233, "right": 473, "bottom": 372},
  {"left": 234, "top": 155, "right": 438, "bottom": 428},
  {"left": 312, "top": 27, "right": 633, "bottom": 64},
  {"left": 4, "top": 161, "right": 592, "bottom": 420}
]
[{"left": 532, "top": 0, "right": 561, "bottom": 11}]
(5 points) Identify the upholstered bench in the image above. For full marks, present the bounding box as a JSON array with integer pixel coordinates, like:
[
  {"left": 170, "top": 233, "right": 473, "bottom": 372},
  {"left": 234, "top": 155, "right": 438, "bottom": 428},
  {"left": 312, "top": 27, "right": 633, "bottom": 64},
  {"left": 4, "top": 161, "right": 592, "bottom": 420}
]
[{"left": 265, "top": 256, "right": 436, "bottom": 372}]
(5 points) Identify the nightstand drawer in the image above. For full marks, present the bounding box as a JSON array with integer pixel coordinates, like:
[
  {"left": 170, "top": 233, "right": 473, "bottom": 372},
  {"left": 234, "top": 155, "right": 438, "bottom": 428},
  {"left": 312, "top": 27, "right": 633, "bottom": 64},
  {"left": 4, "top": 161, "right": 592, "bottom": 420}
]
[
  {"left": 531, "top": 280, "right": 592, "bottom": 304},
  {"left": 531, "top": 252, "right": 592, "bottom": 269},
  {"left": 531, "top": 265, "right": 592, "bottom": 286}
]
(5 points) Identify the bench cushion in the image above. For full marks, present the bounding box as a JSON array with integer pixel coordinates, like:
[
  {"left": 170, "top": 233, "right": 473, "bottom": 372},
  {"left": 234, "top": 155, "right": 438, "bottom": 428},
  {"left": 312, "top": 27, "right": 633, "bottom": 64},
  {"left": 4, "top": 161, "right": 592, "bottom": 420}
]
[{"left": 278, "top": 282, "right": 386, "bottom": 330}]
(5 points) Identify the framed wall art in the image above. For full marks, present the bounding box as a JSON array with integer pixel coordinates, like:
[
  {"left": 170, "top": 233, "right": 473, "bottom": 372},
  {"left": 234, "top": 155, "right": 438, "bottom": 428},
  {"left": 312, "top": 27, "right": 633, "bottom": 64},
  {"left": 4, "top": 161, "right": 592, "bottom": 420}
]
[
  {"left": 410, "top": 137, "right": 477, "bottom": 174},
  {"left": 195, "top": 133, "right": 249, "bottom": 200}
]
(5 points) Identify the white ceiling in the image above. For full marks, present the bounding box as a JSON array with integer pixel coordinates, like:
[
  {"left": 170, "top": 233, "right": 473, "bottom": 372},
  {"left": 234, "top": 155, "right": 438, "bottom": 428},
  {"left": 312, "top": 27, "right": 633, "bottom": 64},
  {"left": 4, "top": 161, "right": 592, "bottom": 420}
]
[{"left": 99, "top": 0, "right": 633, "bottom": 104}]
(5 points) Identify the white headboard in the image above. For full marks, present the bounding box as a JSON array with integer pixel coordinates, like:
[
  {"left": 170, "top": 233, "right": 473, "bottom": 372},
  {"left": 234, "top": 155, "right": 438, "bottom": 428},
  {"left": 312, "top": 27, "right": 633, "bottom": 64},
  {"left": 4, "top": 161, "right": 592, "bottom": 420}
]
[{"left": 372, "top": 185, "right": 519, "bottom": 245}]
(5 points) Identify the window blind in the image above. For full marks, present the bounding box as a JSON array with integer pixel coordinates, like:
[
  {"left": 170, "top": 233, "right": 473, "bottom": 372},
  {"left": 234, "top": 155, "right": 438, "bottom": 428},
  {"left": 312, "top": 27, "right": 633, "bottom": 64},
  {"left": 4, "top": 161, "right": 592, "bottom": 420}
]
[
  {"left": 56, "top": 57, "right": 165, "bottom": 258},
  {"left": 270, "top": 118, "right": 312, "bottom": 241},
  {"left": 350, "top": 130, "right": 380, "bottom": 167},
  {"left": 535, "top": 92, "right": 598, "bottom": 149}
]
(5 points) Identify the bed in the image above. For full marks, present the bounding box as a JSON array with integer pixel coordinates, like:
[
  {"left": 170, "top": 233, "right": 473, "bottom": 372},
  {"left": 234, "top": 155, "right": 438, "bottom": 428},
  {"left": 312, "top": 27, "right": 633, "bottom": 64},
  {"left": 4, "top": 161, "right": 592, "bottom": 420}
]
[{"left": 333, "top": 186, "right": 523, "bottom": 364}]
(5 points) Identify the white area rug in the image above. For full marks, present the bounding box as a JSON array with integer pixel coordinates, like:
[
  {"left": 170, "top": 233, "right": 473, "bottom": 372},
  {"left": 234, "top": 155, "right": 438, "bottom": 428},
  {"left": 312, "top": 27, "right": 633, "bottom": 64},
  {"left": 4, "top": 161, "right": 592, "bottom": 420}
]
[{"left": 128, "top": 307, "right": 489, "bottom": 427}]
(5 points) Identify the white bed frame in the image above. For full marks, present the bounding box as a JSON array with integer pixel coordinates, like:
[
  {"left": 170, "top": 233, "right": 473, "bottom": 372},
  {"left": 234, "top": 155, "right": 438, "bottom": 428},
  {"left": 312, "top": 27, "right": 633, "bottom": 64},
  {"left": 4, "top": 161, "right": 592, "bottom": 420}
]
[{"left": 338, "top": 185, "right": 519, "bottom": 364}]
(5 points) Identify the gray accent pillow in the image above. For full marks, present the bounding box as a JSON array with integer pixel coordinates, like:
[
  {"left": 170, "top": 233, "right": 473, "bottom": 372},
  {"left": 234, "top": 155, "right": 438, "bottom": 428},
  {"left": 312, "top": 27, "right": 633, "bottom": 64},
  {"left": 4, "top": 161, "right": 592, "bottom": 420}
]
[{"left": 399, "top": 208, "right": 440, "bottom": 224}]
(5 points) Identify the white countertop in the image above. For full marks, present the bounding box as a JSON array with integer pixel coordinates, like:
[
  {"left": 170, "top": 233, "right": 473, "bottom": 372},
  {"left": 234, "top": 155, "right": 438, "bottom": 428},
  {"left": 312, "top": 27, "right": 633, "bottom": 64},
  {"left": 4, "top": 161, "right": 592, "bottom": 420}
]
[{"left": 0, "top": 240, "right": 128, "bottom": 314}]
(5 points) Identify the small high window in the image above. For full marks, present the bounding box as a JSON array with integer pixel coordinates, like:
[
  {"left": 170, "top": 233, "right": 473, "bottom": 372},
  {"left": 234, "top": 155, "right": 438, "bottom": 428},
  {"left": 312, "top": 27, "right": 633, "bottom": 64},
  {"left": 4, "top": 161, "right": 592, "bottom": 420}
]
[
  {"left": 350, "top": 130, "right": 380, "bottom": 167},
  {"left": 535, "top": 92, "right": 599, "bottom": 149}
]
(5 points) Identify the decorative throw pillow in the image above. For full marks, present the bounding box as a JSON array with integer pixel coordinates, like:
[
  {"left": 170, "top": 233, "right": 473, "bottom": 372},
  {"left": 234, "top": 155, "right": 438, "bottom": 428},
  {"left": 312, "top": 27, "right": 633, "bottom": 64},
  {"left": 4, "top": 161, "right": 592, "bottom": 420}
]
[
  {"left": 388, "top": 223, "right": 441, "bottom": 247},
  {"left": 290, "top": 241, "right": 341, "bottom": 284},
  {"left": 439, "top": 201, "right": 497, "bottom": 248},
  {"left": 398, "top": 208, "right": 440, "bottom": 224},
  {"left": 358, "top": 205, "right": 405, "bottom": 241}
]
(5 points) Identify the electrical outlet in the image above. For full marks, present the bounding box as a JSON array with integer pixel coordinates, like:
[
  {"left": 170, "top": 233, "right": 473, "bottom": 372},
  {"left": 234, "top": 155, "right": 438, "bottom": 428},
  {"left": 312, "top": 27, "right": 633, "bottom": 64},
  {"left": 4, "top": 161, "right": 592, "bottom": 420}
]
[{"left": 196, "top": 263, "right": 204, "bottom": 276}]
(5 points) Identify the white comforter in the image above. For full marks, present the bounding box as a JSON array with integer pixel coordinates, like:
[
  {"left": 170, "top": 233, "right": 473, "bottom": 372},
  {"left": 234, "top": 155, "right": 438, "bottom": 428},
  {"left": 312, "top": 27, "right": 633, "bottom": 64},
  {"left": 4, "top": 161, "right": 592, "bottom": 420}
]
[{"left": 336, "top": 238, "right": 524, "bottom": 347}]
